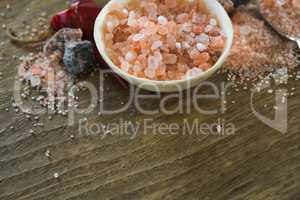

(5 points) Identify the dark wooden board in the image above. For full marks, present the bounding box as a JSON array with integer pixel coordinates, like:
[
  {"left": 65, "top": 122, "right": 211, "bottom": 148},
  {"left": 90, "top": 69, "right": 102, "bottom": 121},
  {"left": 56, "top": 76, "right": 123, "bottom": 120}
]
[{"left": 0, "top": 0, "right": 300, "bottom": 199}]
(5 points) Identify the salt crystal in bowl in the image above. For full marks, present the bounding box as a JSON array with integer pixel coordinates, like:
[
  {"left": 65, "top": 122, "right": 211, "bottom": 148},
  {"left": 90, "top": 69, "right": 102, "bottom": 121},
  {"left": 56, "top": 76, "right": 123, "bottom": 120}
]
[{"left": 94, "top": 0, "right": 233, "bottom": 92}]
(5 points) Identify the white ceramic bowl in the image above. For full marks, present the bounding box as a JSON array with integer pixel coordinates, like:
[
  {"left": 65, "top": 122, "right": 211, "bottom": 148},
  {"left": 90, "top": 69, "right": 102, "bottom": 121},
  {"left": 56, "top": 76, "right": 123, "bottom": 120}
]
[{"left": 94, "top": 0, "right": 233, "bottom": 92}]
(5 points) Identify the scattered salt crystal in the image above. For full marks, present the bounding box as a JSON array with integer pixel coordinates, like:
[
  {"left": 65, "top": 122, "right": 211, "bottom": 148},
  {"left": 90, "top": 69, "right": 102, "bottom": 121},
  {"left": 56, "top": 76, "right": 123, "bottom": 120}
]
[
  {"left": 267, "top": 89, "right": 273, "bottom": 94},
  {"left": 53, "top": 172, "right": 59, "bottom": 178},
  {"left": 30, "top": 76, "right": 41, "bottom": 87},
  {"left": 45, "top": 149, "right": 51, "bottom": 157},
  {"left": 41, "top": 12, "right": 47, "bottom": 17},
  {"left": 217, "top": 124, "right": 222, "bottom": 133},
  {"left": 157, "top": 16, "right": 168, "bottom": 25},
  {"left": 56, "top": 70, "right": 65, "bottom": 79}
]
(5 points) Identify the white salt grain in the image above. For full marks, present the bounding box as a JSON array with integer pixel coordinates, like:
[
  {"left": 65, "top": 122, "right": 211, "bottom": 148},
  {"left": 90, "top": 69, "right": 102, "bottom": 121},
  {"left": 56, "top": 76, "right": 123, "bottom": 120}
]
[
  {"left": 210, "top": 18, "right": 217, "bottom": 26},
  {"left": 132, "top": 33, "right": 145, "bottom": 41},
  {"left": 125, "top": 51, "right": 137, "bottom": 62},
  {"left": 53, "top": 172, "right": 59, "bottom": 178},
  {"left": 151, "top": 40, "right": 163, "bottom": 50},
  {"left": 196, "top": 43, "right": 208, "bottom": 52},
  {"left": 185, "top": 68, "right": 203, "bottom": 78},
  {"left": 175, "top": 42, "right": 182, "bottom": 49},
  {"left": 157, "top": 16, "right": 168, "bottom": 25},
  {"left": 45, "top": 149, "right": 51, "bottom": 157},
  {"left": 196, "top": 34, "right": 210, "bottom": 44}
]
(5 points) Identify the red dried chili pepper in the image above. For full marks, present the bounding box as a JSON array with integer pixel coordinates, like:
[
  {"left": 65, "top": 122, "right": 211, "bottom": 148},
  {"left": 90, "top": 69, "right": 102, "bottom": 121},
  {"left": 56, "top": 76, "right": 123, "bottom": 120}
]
[{"left": 50, "top": 0, "right": 101, "bottom": 40}]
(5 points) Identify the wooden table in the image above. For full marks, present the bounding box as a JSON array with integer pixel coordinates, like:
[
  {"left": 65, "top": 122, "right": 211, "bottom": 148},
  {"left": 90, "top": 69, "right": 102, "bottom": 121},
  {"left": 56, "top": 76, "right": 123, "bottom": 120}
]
[{"left": 0, "top": 0, "right": 299, "bottom": 199}]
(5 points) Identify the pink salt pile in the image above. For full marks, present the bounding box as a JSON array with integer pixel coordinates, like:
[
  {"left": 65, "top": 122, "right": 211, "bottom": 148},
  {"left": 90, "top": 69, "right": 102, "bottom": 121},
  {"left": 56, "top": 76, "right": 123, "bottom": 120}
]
[
  {"left": 258, "top": 0, "right": 300, "bottom": 37},
  {"left": 17, "top": 28, "right": 84, "bottom": 109},
  {"left": 18, "top": 52, "right": 70, "bottom": 99},
  {"left": 223, "top": 8, "right": 299, "bottom": 81},
  {"left": 103, "top": 0, "right": 226, "bottom": 81}
]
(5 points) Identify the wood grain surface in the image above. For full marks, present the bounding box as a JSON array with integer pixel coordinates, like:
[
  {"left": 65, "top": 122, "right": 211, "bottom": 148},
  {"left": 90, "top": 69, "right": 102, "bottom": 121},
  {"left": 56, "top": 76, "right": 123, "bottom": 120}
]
[{"left": 0, "top": 0, "right": 300, "bottom": 200}]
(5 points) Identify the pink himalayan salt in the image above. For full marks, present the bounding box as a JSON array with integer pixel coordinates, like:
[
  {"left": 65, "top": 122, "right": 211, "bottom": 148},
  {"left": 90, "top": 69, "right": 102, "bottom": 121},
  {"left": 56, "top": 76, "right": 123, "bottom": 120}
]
[
  {"left": 223, "top": 8, "right": 298, "bottom": 81},
  {"left": 151, "top": 40, "right": 163, "bottom": 50},
  {"left": 294, "top": 0, "right": 300, "bottom": 14},
  {"left": 18, "top": 52, "right": 69, "bottom": 98},
  {"left": 157, "top": 15, "right": 168, "bottom": 25},
  {"left": 176, "top": 13, "right": 189, "bottom": 24},
  {"left": 163, "top": 54, "right": 177, "bottom": 64},
  {"left": 185, "top": 68, "right": 204, "bottom": 78},
  {"left": 258, "top": 0, "right": 300, "bottom": 36},
  {"left": 104, "top": 0, "right": 226, "bottom": 80},
  {"left": 165, "top": 0, "right": 177, "bottom": 8},
  {"left": 196, "top": 43, "right": 208, "bottom": 52},
  {"left": 125, "top": 51, "right": 137, "bottom": 62}
]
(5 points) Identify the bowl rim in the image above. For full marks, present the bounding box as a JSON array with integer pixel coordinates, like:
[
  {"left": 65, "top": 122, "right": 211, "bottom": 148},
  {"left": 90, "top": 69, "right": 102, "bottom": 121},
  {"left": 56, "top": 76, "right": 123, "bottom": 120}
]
[{"left": 94, "top": 0, "right": 233, "bottom": 86}]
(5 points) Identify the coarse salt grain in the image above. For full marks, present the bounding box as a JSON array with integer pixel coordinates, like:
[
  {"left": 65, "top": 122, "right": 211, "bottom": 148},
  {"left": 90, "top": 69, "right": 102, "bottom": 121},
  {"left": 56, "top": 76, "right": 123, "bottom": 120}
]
[
  {"left": 196, "top": 34, "right": 210, "bottom": 44},
  {"left": 175, "top": 42, "right": 182, "bottom": 49},
  {"left": 196, "top": 43, "right": 208, "bottom": 52},
  {"left": 53, "top": 173, "right": 59, "bottom": 178},
  {"left": 151, "top": 40, "right": 163, "bottom": 50},
  {"left": 125, "top": 51, "right": 137, "bottom": 62},
  {"left": 163, "top": 54, "right": 177, "bottom": 64},
  {"left": 182, "top": 42, "right": 191, "bottom": 49},
  {"left": 132, "top": 33, "right": 145, "bottom": 41},
  {"left": 210, "top": 18, "right": 217, "bottom": 26},
  {"left": 157, "top": 16, "right": 168, "bottom": 25},
  {"left": 185, "top": 68, "right": 203, "bottom": 78}
]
